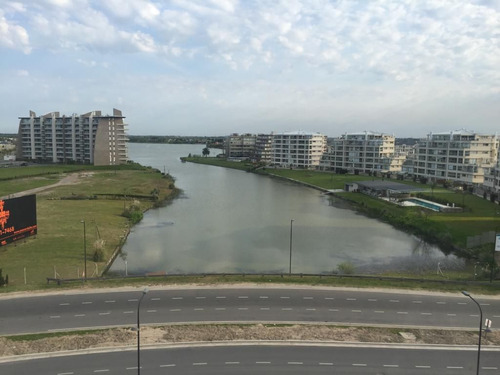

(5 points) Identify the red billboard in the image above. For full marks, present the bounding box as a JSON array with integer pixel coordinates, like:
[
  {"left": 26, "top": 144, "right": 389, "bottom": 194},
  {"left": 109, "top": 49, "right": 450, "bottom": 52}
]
[{"left": 0, "top": 195, "right": 37, "bottom": 246}]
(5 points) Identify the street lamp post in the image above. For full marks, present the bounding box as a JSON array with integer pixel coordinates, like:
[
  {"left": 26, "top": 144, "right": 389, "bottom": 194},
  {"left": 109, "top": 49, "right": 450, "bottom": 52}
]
[
  {"left": 462, "top": 291, "right": 482, "bottom": 375},
  {"left": 81, "top": 220, "right": 87, "bottom": 281},
  {"left": 289, "top": 219, "right": 294, "bottom": 275},
  {"left": 137, "top": 288, "right": 149, "bottom": 375}
]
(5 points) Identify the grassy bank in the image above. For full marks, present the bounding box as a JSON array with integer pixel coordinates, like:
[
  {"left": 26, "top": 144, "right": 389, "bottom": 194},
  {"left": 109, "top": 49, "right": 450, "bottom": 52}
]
[{"left": 0, "top": 164, "right": 176, "bottom": 290}]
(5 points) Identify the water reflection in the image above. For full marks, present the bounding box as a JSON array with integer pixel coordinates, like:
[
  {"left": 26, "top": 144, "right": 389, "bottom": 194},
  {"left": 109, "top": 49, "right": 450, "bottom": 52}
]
[{"left": 109, "top": 143, "right": 462, "bottom": 275}]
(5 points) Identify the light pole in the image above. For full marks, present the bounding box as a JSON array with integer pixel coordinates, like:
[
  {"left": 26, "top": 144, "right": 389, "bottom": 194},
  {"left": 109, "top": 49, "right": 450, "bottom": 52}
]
[
  {"left": 81, "top": 220, "right": 87, "bottom": 281},
  {"left": 137, "top": 288, "right": 149, "bottom": 375},
  {"left": 462, "top": 291, "right": 482, "bottom": 375},
  {"left": 289, "top": 219, "right": 294, "bottom": 275}
]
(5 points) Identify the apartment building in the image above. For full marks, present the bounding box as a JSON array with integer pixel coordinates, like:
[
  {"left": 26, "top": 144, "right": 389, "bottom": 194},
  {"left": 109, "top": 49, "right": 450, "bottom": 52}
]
[
  {"left": 413, "top": 130, "right": 498, "bottom": 185},
  {"left": 320, "top": 131, "right": 399, "bottom": 173},
  {"left": 17, "top": 109, "right": 128, "bottom": 166},
  {"left": 272, "top": 131, "right": 327, "bottom": 169},
  {"left": 224, "top": 133, "right": 257, "bottom": 159},
  {"left": 255, "top": 133, "right": 273, "bottom": 163}
]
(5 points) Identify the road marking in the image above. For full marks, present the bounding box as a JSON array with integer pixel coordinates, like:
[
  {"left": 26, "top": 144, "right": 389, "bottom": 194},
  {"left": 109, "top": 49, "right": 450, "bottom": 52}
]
[
  {"left": 346, "top": 298, "right": 356, "bottom": 301},
  {"left": 238, "top": 307, "right": 249, "bottom": 310},
  {"left": 57, "top": 372, "right": 74, "bottom": 375},
  {"left": 260, "top": 307, "right": 270, "bottom": 310},
  {"left": 329, "top": 309, "right": 339, "bottom": 312},
  {"left": 288, "top": 362, "right": 303, "bottom": 365},
  {"left": 352, "top": 363, "right": 367, "bottom": 366},
  {"left": 447, "top": 366, "right": 464, "bottom": 369},
  {"left": 93, "top": 370, "right": 109, "bottom": 373},
  {"left": 104, "top": 300, "right": 115, "bottom": 303},
  {"left": 82, "top": 301, "right": 92, "bottom": 305},
  {"left": 447, "top": 313, "right": 457, "bottom": 316},
  {"left": 351, "top": 310, "right": 362, "bottom": 313},
  {"left": 397, "top": 311, "right": 408, "bottom": 314},
  {"left": 238, "top": 296, "right": 248, "bottom": 299},
  {"left": 482, "top": 366, "right": 498, "bottom": 370},
  {"left": 303, "top": 296, "right": 313, "bottom": 300},
  {"left": 325, "top": 297, "right": 334, "bottom": 300},
  {"left": 437, "top": 301, "right": 446, "bottom": 304},
  {"left": 256, "top": 361, "right": 271, "bottom": 364},
  {"left": 384, "top": 364, "right": 399, "bottom": 368},
  {"left": 421, "top": 312, "right": 432, "bottom": 315},
  {"left": 216, "top": 296, "right": 226, "bottom": 299},
  {"left": 215, "top": 308, "right": 226, "bottom": 310},
  {"left": 412, "top": 300, "right": 422, "bottom": 304},
  {"left": 195, "top": 296, "right": 206, "bottom": 299},
  {"left": 99, "top": 312, "right": 111, "bottom": 316},
  {"left": 470, "top": 314, "right": 480, "bottom": 318},
  {"left": 225, "top": 361, "right": 240, "bottom": 365},
  {"left": 368, "top": 298, "right": 377, "bottom": 302},
  {"left": 306, "top": 308, "right": 316, "bottom": 311},
  {"left": 169, "top": 309, "right": 180, "bottom": 312},
  {"left": 280, "top": 296, "right": 290, "bottom": 299},
  {"left": 374, "top": 310, "right": 385, "bottom": 314},
  {"left": 415, "top": 365, "right": 431, "bottom": 368},
  {"left": 123, "top": 311, "right": 134, "bottom": 314},
  {"left": 172, "top": 297, "right": 183, "bottom": 300},
  {"left": 50, "top": 315, "right": 61, "bottom": 319},
  {"left": 151, "top": 298, "right": 160, "bottom": 301},
  {"left": 282, "top": 308, "right": 293, "bottom": 311},
  {"left": 457, "top": 302, "right": 467, "bottom": 305},
  {"left": 147, "top": 309, "right": 157, "bottom": 313},
  {"left": 126, "top": 367, "right": 137, "bottom": 370},
  {"left": 128, "top": 299, "right": 138, "bottom": 302},
  {"left": 319, "top": 362, "right": 333, "bottom": 366},
  {"left": 159, "top": 364, "right": 176, "bottom": 367},
  {"left": 194, "top": 308, "right": 204, "bottom": 311},
  {"left": 390, "top": 299, "right": 400, "bottom": 303},
  {"left": 193, "top": 362, "right": 207, "bottom": 366},
  {"left": 74, "top": 314, "right": 85, "bottom": 317},
  {"left": 259, "top": 296, "right": 269, "bottom": 299},
  {"left": 59, "top": 303, "right": 70, "bottom": 306}
]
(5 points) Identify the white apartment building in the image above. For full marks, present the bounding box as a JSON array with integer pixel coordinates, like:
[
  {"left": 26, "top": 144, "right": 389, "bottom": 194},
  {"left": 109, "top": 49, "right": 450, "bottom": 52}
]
[
  {"left": 320, "top": 131, "right": 399, "bottom": 173},
  {"left": 272, "top": 131, "right": 327, "bottom": 169},
  {"left": 17, "top": 109, "right": 128, "bottom": 166},
  {"left": 224, "top": 133, "right": 257, "bottom": 159},
  {"left": 413, "top": 130, "right": 498, "bottom": 185}
]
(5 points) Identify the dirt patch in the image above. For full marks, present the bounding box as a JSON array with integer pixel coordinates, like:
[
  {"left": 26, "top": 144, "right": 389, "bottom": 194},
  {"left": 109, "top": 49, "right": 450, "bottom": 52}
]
[{"left": 1, "top": 324, "right": 498, "bottom": 357}]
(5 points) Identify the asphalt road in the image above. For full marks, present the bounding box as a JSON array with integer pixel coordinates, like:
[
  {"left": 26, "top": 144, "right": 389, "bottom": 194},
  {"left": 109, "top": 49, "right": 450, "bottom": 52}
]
[
  {"left": 1, "top": 344, "right": 499, "bottom": 374},
  {"left": 1, "top": 287, "right": 499, "bottom": 335}
]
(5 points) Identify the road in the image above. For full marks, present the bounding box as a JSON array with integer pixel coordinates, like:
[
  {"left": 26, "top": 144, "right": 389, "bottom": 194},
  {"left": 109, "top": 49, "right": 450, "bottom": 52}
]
[
  {"left": 1, "top": 344, "right": 499, "bottom": 374},
  {"left": 1, "top": 287, "right": 499, "bottom": 335}
]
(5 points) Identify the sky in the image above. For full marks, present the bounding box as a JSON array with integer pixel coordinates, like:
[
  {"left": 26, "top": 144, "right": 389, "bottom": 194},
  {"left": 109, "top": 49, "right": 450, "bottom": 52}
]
[{"left": 0, "top": 0, "right": 499, "bottom": 138}]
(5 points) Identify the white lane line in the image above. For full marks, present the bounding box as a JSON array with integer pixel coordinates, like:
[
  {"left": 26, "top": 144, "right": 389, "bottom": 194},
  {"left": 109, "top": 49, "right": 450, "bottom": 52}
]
[
  {"left": 306, "top": 308, "right": 316, "bottom": 311},
  {"left": 159, "top": 364, "right": 176, "bottom": 368},
  {"left": 352, "top": 363, "right": 367, "bottom": 367},
  {"left": 260, "top": 307, "right": 270, "bottom": 310},
  {"left": 303, "top": 297, "right": 313, "bottom": 300},
  {"left": 374, "top": 310, "right": 385, "bottom": 314},
  {"left": 59, "top": 303, "right": 70, "bottom": 306},
  {"left": 225, "top": 362, "right": 240, "bottom": 365},
  {"left": 147, "top": 309, "right": 157, "bottom": 313},
  {"left": 412, "top": 300, "right": 422, "bottom": 304},
  {"left": 193, "top": 362, "right": 207, "bottom": 366},
  {"left": 216, "top": 296, "right": 226, "bottom": 299},
  {"left": 50, "top": 315, "right": 61, "bottom": 319},
  {"left": 172, "top": 297, "right": 183, "bottom": 300},
  {"left": 368, "top": 298, "right": 377, "bottom": 302},
  {"left": 346, "top": 298, "right": 356, "bottom": 301},
  {"left": 288, "top": 362, "right": 303, "bottom": 365},
  {"left": 99, "top": 312, "right": 111, "bottom": 316},
  {"left": 104, "top": 300, "right": 115, "bottom": 303},
  {"left": 256, "top": 361, "right": 271, "bottom": 364},
  {"left": 319, "top": 362, "right": 333, "bottom": 366},
  {"left": 384, "top": 364, "right": 399, "bottom": 368},
  {"left": 390, "top": 299, "right": 400, "bottom": 303},
  {"left": 329, "top": 309, "right": 339, "bottom": 312},
  {"left": 325, "top": 297, "right": 334, "bottom": 300},
  {"left": 397, "top": 311, "right": 408, "bottom": 314},
  {"left": 169, "top": 309, "right": 180, "bottom": 312},
  {"left": 82, "top": 301, "right": 92, "bottom": 305},
  {"left": 458, "top": 302, "right": 467, "bottom": 305},
  {"left": 437, "top": 301, "right": 446, "bottom": 305},
  {"left": 421, "top": 312, "right": 432, "bottom": 315},
  {"left": 194, "top": 308, "right": 204, "bottom": 311},
  {"left": 126, "top": 367, "right": 137, "bottom": 370},
  {"left": 280, "top": 296, "right": 290, "bottom": 299},
  {"left": 195, "top": 296, "right": 206, "bottom": 299},
  {"left": 494, "top": 315, "right": 500, "bottom": 318},
  {"left": 74, "top": 314, "right": 85, "bottom": 317},
  {"left": 238, "top": 296, "right": 248, "bottom": 299},
  {"left": 123, "top": 311, "right": 134, "bottom": 314},
  {"left": 282, "top": 308, "right": 293, "bottom": 311},
  {"left": 128, "top": 299, "right": 138, "bottom": 302},
  {"left": 470, "top": 314, "right": 480, "bottom": 318},
  {"left": 351, "top": 310, "right": 362, "bottom": 313},
  {"left": 259, "top": 296, "right": 269, "bottom": 299},
  {"left": 93, "top": 370, "right": 109, "bottom": 373},
  {"left": 238, "top": 308, "right": 249, "bottom": 310},
  {"left": 57, "top": 372, "right": 74, "bottom": 375},
  {"left": 415, "top": 365, "right": 431, "bottom": 368},
  {"left": 447, "top": 313, "right": 457, "bottom": 316},
  {"left": 215, "top": 308, "right": 226, "bottom": 311},
  {"left": 447, "top": 366, "right": 464, "bottom": 369},
  {"left": 482, "top": 367, "right": 498, "bottom": 370},
  {"left": 151, "top": 298, "right": 160, "bottom": 301},
  {"left": 480, "top": 303, "right": 490, "bottom": 306}
]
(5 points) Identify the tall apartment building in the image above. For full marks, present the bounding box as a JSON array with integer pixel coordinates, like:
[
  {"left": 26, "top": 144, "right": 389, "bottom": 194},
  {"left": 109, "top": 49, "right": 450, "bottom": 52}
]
[
  {"left": 17, "top": 109, "right": 128, "bottom": 166},
  {"left": 413, "top": 130, "right": 498, "bottom": 185},
  {"left": 224, "top": 133, "right": 257, "bottom": 159},
  {"left": 272, "top": 131, "right": 327, "bottom": 169},
  {"left": 255, "top": 133, "right": 273, "bottom": 163},
  {"left": 320, "top": 131, "right": 399, "bottom": 173}
]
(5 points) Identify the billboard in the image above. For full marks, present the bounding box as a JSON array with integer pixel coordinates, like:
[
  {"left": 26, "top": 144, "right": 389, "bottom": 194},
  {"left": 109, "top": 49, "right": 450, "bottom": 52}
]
[{"left": 0, "top": 195, "right": 37, "bottom": 246}]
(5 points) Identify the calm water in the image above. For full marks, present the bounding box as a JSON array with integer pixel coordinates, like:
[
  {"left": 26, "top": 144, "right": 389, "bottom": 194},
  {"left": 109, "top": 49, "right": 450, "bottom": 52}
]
[{"left": 109, "top": 143, "right": 461, "bottom": 275}]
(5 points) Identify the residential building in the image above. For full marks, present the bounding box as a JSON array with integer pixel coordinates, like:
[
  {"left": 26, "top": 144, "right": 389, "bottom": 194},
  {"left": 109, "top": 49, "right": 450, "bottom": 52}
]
[
  {"left": 413, "top": 130, "right": 498, "bottom": 185},
  {"left": 272, "top": 131, "right": 327, "bottom": 169},
  {"left": 255, "top": 133, "right": 273, "bottom": 163},
  {"left": 320, "top": 131, "right": 399, "bottom": 173},
  {"left": 224, "top": 133, "right": 257, "bottom": 159},
  {"left": 17, "top": 109, "right": 128, "bottom": 166}
]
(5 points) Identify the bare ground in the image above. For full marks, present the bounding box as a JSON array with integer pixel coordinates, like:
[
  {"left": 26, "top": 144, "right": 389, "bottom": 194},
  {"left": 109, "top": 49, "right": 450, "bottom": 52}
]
[{"left": 1, "top": 324, "right": 499, "bottom": 357}]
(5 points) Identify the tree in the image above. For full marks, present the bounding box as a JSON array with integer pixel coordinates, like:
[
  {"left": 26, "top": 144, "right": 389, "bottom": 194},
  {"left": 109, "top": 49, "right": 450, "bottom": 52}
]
[{"left": 202, "top": 147, "right": 210, "bottom": 157}]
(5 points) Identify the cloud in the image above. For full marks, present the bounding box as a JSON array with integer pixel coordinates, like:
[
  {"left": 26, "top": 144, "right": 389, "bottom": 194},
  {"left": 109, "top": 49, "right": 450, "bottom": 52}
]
[{"left": 0, "top": 10, "right": 31, "bottom": 53}]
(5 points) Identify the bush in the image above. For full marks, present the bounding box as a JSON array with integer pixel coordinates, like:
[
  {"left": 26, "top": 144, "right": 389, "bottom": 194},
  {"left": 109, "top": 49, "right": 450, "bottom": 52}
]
[{"left": 337, "top": 262, "right": 355, "bottom": 275}]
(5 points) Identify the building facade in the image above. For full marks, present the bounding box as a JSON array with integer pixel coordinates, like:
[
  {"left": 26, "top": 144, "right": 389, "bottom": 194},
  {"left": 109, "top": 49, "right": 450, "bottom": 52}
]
[
  {"left": 271, "top": 131, "right": 327, "bottom": 169},
  {"left": 255, "top": 133, "right": 274, "bottom": 163},
  {"left": 320, "top": 131, "right": 399, "bottom": 173},
  {"left": 17, "top": 109, "right": 128, "bottom": 166},
  {"left": 413, "top": 130, "right": 498, "bottom": 185},
  {"left": 224, "top": 133, "right": 257, "bottom": 160}
]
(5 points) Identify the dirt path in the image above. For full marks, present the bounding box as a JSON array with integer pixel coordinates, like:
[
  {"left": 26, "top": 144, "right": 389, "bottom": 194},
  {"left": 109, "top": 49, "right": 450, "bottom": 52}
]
[{"left": 1, "top": 173, "right": 82, "bottom": 200}]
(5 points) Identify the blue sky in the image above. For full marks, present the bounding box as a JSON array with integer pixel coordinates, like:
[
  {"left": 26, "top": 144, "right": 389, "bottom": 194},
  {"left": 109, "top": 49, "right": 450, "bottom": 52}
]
[{"left": 0, "top": 0, "right": 498, "bottom": 137}]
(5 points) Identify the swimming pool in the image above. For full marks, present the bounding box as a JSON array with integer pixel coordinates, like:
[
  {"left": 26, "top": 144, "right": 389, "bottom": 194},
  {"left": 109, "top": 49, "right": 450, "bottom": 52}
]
[{"left": 405, "top": 198, "right": 445, "bottom": 211}]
